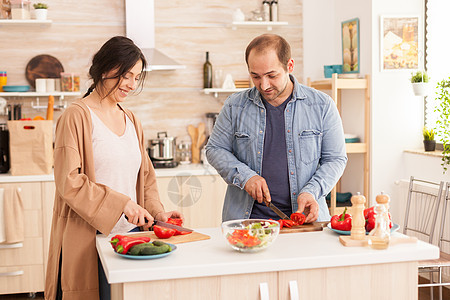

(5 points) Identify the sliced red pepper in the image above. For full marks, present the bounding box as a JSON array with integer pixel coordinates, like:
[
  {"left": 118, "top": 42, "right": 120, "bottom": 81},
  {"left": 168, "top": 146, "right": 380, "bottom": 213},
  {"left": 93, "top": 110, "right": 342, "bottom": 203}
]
[
  {"left": 290, "top": 213, "right": 306, "bottom": 226},
  {"left": 113, "top": 236, "right": 151, "bottom": 254},
  {"left": 153, "top": 225, "right": 176, "bottom": 239},
  {"left": 330, "top": 207, "right": 352, "bottom": 231}
]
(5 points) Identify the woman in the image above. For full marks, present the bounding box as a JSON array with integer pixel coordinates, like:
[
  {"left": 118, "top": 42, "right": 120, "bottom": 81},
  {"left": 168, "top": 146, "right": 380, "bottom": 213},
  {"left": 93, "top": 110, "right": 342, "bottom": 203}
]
[{"left": 45, "top": 36, "right": 182, "bottom": 300}]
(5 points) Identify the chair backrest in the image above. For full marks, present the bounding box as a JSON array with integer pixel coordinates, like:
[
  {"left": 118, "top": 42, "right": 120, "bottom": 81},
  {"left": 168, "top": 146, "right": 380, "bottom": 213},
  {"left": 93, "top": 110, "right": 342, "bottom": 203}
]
[
  {"left": 403, "top": 176, "right": 444, "bottom": 244},
  {"left": 438, "top": 182, "right": 450, "bottom": 251}
]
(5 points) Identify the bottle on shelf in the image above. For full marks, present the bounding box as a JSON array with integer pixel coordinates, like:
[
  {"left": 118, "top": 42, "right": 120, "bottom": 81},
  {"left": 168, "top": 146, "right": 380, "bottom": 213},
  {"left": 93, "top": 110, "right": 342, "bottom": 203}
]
[
  {"left": 203, "top": 52, "right": 212, "bottom": 89},
  {"left": 0, "top": 71, "right": 7, "bottom": 92},
  {"left": 262, "top": 0, "right": 270, "bottom": 21},
  {"left": 270, "top": 0, "right": 278, "bottom": 22}
]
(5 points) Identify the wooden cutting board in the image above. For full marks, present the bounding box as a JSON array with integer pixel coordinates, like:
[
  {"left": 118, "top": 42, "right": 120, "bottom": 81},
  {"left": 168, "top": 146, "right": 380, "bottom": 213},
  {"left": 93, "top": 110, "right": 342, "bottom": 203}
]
[
  {"left": 25, "top": 54, "right": 64, "bottom": 88},
  {"left": 127, "top": 231, "right": 210, "bottom": 244},
  {"left": 280, "top": 222, "right": 327, "bottom": 234}
]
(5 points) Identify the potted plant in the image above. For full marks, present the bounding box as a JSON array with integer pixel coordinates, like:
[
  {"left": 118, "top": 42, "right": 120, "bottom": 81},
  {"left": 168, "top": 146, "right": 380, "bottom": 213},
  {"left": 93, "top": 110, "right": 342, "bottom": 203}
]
[
  {"left": 435, "top": 78, "right": 450, "bottom": 173},
  {"left": 422, "top": 127, "right": 436, "bottom": 152},
  {"left": 410, "top": 70, "right": 429, "bottom": 96},
  {"left": 33, "top": 2, "right": 48, "bottom": 20}
]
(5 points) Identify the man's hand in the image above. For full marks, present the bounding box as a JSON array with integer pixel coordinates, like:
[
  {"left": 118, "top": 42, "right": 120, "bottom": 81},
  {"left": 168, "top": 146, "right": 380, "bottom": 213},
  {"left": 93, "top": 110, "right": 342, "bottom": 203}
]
[
  {"left": 244, "top": 175, "right": 271, "bottom": 204},
  {"left": 296, "top": 192, "right": 319, "bottom": 223}
]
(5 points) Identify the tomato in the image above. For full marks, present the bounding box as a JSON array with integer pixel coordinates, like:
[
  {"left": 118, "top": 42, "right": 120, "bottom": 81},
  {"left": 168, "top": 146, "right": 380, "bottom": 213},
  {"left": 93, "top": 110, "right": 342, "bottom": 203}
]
[
  {"left": 228, "top": 229, "right": 261, "bottom": 248},
  {"left": 290, "top": 213, "right": 306, "bottom": 225},
  {"left": 153, "top": 225, "right": 176, "bottom": 239},
  {"left": 279, "top": 219, "right": 295, "bottom": 228},
  {"left": 167, "top": 218, "right": 183, "bottom": 226}
]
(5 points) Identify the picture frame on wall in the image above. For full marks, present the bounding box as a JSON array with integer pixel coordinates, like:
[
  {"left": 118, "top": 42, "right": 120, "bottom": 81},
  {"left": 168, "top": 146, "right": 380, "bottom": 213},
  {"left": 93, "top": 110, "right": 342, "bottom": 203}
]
[
  {"left": 380, "top": 15, "right": 421, "bottom": 71},
  {"left": 341, "top": 18, "right": 360, "bottom": 74}
]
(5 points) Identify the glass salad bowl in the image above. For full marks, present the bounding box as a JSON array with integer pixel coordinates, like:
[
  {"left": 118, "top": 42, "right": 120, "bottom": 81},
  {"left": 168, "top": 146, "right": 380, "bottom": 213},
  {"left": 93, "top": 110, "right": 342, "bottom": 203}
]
[{"left": 221, "top": 219, "right": 280, "bottom": 253}]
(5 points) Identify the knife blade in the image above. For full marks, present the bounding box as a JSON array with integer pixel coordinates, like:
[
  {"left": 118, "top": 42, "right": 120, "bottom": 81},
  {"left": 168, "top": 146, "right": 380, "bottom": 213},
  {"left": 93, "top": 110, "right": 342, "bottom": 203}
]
[
  {"left": 263, "top": 196, "right": 290, "bottom": 220},
  {"left": 152, "top": 220, "right": 194, "bottom": 232}
]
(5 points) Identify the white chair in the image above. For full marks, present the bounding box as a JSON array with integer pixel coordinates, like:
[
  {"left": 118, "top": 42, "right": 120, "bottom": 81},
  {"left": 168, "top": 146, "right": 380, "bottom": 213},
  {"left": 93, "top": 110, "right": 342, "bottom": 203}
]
[{"left": 402, "top": 176, "right": 444, "bottom": 300}]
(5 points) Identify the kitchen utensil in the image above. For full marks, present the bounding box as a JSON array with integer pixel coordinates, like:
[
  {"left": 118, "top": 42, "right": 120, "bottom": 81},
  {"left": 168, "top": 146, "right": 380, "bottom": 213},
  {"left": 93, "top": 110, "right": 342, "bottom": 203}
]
[
  {"left": 128, "top": 231, "right": 210, "bottom": 244},
  {"left": 263, "top": 196, "right": 290, "bottom": 220},
  {"left": 187, "top": 124, "right": 200, "bottom": 163},
  {"left": 25, "top": 54, "right": 64, "bottom": 88},
  {"left": 2, "top": 85, "right": 30, "bottom": 92},
  {"left": 13, "top": 104, "right": 21, "bottom": 120},
  {"left": 152, "top": 220, "right": 193, "bottom": 233},
  {"left": 148, "top": 131, "right": 177, "bottom": 161},
  {"left": 221, "top": 219, "right": 280, "bottom": 252},
  {"left": 0, "top": 123, "right": 10, "bottom": 173}
]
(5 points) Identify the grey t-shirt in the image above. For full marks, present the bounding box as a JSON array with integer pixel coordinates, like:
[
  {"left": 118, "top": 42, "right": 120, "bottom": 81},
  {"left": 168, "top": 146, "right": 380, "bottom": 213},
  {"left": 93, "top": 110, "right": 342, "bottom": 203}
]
[{"left": 250, "top": 94, "right": 292, "bottom": 219}]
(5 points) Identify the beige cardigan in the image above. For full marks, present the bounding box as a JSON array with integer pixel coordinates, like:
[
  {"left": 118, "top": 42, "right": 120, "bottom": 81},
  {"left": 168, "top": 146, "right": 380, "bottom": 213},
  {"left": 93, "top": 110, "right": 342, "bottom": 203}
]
[{"left": 45, "top": 100, "right": 164, "bottom": 300}]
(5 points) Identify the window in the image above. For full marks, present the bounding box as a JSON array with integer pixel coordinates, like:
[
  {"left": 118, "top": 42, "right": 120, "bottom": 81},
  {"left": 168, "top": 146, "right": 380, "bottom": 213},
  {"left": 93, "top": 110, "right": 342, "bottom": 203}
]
[{"left": 425, "top": 0, "right": 450, "bottom": 139}]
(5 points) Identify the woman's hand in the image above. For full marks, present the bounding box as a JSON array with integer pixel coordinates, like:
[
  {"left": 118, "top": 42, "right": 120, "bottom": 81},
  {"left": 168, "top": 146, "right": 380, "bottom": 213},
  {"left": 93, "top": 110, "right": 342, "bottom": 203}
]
[
  {"left": 123, "top": 200, "right": 154, "bottom": 227},
  {"left": 154, "top": 210, "right": 183, "bottom": 223}
]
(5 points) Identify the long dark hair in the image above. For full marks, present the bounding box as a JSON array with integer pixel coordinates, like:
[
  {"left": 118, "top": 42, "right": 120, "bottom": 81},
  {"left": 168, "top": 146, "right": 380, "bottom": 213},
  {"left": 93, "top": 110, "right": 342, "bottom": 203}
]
[{"left": 83, "top": 36, "right": 147, "bottom": 98}]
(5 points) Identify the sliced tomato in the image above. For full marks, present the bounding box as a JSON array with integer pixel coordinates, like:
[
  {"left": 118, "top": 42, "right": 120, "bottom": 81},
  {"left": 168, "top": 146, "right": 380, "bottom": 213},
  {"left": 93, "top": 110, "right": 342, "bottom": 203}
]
[
  {"left": 167, "top": 218, "right": 183, "bottom": 226},
  {"left": 279, "top": 219, "right": 295, "bottom": 228},
  {"left": 290, "top": 213, "right": 306, "bottom": 226},
  {"left": 153, "top": 225, "right": 176, "bottom": 239}
]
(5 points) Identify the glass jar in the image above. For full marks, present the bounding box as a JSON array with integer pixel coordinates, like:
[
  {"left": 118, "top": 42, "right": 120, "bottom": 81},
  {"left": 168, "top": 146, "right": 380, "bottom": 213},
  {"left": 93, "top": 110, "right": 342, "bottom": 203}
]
[
  {"left": 177, "top": 141, "right": 191, "bottom": 164},
  {"left": 10, "top": 0, "right": 30, "bottom": 20},
  {"left": 367, "top": 204, "right": 390, "bottom": 250}
]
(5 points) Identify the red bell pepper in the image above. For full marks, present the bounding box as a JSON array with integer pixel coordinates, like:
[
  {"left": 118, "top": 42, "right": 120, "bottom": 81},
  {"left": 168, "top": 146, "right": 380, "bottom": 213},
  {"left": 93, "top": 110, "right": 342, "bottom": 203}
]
[
  {"left": 111, "top": 236, "right": 151, "bottom": 254},
  {"left": 290, "top": 213, "right": 306, "bottom": 226},
  {"left": 330, "top": 207, "right": 352, "bottom": 231},
  {"left": 153, "top": 225, "right": 177, "bottom": 239},
  {"left": 364, "top": 206, "right": 393, "bottom": 232}
]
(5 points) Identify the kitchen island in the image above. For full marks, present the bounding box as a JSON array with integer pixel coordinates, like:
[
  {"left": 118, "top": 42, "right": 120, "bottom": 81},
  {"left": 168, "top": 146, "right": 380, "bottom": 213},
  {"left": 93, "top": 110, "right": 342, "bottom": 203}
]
[{"left": 97, "top": 227, "right": 439, "bottom": 300}]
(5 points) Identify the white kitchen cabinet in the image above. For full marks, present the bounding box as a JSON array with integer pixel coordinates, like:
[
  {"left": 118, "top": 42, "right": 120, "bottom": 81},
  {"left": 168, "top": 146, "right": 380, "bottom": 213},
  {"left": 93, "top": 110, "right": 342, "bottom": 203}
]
[
  {"left": 157, "top": 174, "right": 227, "bottom": 228},
  {"left": 0, "top": 181, "right": 52, "bottom": 295}
]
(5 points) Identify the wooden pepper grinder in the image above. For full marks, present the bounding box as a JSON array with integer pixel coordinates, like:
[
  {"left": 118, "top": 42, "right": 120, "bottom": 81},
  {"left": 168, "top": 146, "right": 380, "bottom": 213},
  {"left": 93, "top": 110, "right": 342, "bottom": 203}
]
[
  {"left": 376, "top": 192, "right": 390, "bottom": 227},
  {"left": 350, "top": 192, "right": 366, "bottom": 240}
]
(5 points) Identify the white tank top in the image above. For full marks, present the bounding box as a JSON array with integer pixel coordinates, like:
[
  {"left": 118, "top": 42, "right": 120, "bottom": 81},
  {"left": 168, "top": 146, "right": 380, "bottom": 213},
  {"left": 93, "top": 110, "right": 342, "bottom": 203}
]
[{"left": 87, "top": 106, "right": 142, "bottom": 234}]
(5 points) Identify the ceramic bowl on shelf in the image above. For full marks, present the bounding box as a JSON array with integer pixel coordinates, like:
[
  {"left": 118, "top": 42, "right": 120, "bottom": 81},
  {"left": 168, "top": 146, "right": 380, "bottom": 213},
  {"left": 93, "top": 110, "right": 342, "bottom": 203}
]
[
  {"left": 2, "top": 85, "right": 30, "bottom": 92},
  {"left": 221, "top": 219, "right": 280, "bottom": 253}
]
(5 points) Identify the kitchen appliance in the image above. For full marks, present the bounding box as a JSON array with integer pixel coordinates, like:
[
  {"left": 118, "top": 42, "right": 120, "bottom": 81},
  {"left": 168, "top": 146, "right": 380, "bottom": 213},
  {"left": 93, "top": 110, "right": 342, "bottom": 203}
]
[
  {"left": 205, "top": 112, "right": 219, "bottom": 137},
  {"left": 148, "top": 131, "right": 178, "bottom": 168},
  {"left": 0, "top": 123, "right": 10, "bottom": 173}
]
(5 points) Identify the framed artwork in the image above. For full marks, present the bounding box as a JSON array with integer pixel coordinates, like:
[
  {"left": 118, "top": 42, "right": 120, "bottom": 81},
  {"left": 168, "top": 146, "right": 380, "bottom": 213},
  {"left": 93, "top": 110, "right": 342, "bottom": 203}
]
[
  {"left": 380, "top": 16, "right": 420, "bottom": 71},
  {"left": 341, "top": 18, "right": 360, "bottom": 74}
]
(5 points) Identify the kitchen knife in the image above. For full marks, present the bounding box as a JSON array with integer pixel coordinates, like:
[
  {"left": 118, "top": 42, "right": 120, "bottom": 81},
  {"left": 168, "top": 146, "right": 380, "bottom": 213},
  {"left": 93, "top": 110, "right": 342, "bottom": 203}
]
[
  {"left": 263, "top": 196, "right": 290, "bottom": 220},
  {"left": 152, "top": 220, "right": 194, "bottom": 232},
  {"left": 124, "top": 216, "right": 193, "bottom": 232}
]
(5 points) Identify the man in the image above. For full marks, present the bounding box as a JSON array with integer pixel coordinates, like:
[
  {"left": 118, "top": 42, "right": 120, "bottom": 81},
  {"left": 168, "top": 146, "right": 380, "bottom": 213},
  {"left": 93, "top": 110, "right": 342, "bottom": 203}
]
[{"left": 205, "top": 34, "right": 347, "bottom": 223}]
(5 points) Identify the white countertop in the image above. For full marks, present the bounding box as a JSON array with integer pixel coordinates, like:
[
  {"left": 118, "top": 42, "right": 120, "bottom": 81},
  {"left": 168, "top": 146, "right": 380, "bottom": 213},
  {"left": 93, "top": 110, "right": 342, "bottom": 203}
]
[
  {"left": 0, "top": 164, "right": 219, "bottom": 183},
  {"left": 96, "top": 227, "right": 439, "bottom": 284}
]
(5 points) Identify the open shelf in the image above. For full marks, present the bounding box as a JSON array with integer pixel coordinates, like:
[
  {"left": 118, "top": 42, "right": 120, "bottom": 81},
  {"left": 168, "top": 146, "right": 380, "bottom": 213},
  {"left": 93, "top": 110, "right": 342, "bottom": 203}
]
[
  {"left": 0, "top": 19, "right": 52, "bottom": 25},
  {"left": 0, "top": 91, "right": 80, "bottom": 98},
  {"left": 203, "top": 88, "right": 249, "bottom": 98},
  {"left": 230, "top": 21, "right": 288, "bottom": 31}
]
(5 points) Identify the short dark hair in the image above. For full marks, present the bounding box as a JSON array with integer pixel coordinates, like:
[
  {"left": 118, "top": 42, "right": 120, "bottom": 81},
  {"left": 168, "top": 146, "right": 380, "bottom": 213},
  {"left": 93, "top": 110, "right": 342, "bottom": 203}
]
[
  {"left": 245, "top": 34, "right": 291, "bottom": 70},
  {"left": 83, "top": 36, "right": 147, "bottom": 98}
]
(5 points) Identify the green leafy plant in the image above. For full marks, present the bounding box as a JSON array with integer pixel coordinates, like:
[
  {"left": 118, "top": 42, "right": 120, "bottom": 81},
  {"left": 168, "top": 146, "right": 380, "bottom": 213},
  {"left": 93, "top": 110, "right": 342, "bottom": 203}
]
[
  {"left": 435, "top": 78, "right": 450, "bottom": 173},
  {"left": 423, "top": 127, "right": 435, "bottom": 141},
  {"left": 33, "top": 3, "right": 48, "bottom": 9},
  {"left": 410, "top": 70, "right": 429, "bottom": 83}
]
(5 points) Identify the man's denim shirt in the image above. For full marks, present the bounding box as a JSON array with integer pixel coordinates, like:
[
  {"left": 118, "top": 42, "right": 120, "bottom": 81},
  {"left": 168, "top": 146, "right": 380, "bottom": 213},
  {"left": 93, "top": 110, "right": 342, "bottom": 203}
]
[{"left": 205, "top": 75, "right": 347, "bottom": 222}]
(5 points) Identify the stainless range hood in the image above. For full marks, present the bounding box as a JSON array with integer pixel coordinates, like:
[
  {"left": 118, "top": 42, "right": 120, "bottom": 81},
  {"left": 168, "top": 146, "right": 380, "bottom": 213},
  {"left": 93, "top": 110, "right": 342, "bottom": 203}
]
[{"left": 125, "top": 0, "right": 185, "bottom": 71}]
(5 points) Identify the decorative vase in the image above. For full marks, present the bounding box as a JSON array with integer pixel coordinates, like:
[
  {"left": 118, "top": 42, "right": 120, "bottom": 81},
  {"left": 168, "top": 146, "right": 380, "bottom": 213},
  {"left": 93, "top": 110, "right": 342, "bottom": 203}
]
[
  {"left": 423, "top": 140, "right": 436, "bottom": 152},
  {"left": 412, "top": 82, "right": 429, "bottom": 97},
  {"left": 35, "top": 8, "right": 47, "bottom": 20}
]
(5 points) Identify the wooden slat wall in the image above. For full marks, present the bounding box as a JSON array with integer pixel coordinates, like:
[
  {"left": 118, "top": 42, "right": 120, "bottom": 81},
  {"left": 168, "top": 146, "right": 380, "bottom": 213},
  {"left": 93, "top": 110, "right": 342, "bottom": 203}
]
[{"left": 0, "top": 0, "right": 302, "bottom": 142}]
